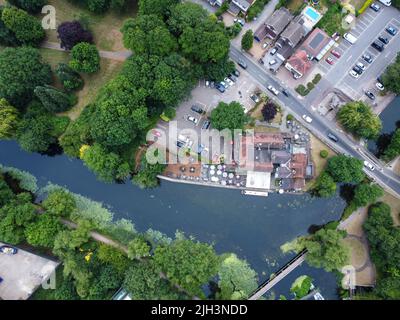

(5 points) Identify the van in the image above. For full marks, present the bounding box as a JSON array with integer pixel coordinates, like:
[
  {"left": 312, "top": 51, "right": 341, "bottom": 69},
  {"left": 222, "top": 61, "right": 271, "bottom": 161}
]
[
  {"left": 177, "top": 135, "right": 188, "bottom": 144},
  {"left": 378, "top": 0, "right": 391, "bottom": 6},
  {"left": 343, "top": 33, "right": 358, "bottom": 44}
]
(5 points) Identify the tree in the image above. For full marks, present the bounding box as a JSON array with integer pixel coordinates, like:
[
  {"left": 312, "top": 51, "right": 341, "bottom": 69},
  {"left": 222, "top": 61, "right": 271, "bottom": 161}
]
[
  {"left": 42, "top": 189, "right": 77, "bottom": 217},
  {"left": 0, "top": 193, "right": 36, "bottom": 244},
  {"left": 25, "top": 214, "right": 64, "bottom": 247},
  {"left": 300, "top": 228, "right": 349, "bottom": 272},
  {"left": 382, "top": 129, "right": 400, "bottom": 161},
  {"left": 313, "top": 171, "right": 337, "bottom": 198},
  {"left": 138, "top": 0, "right": 179, "bottom": 18},
  {"left": 326, "top": 155, "right": 365, "bottom": 184},
  {"left": 86, "top": 0, "right": 110, "bottom": 13},
  {"left": 0, "top": 6, "right": 20, "bottom": 46},
  {"left": 320, "top": 150, "right": 329, "bottom": 158},
  {"left": 0, "top": 178, "right": 14, "bottom": 207},
  {"left": 1, "top": 6, "right": 45, "bottom": 46},
  {"left": 217, "top": 253, "right": 258, "bottom": 300},
  {"left": 352, "top": 183, "right": 383, "bottom": 208},
  {"left": 121, "top": 15, "right": 177, "bottom": 56},
  {"left": 127, "top": 237, "right": 151, "bottom": 260},
  {"left": 167, "top": 2, "right": 208, "bottom": 36},
  {"left": 0, "top": 47, "right": 52, "bottom": 108},
  {"left": 6, "top": 0, "right": 47, "bottom": 14},
  {"left": 153, "top": 238, "right": 220, "bottom": 296},
  {"left": 81, "top": 143, "right": 131, "bottom": 183},
  {"left": 241, "top": 30, "right": 253, "bottom": 51},
  {"left": 69, "top": 42, "right": 100, "bottom": 73},
  {"left": 57, "top": 21, "right": 93, "bottom": 50},
  {"left": 34, "top": 85, "right": 73, "bottom": 113},
  {"left": 0, "top": 98, "right": 19, "bottom": 139},
  {"left": 124, "top": 261, "right": 179, "bottom": 300},
  {"left": 337, "top": 101, "right": 382, "bottom": 139},
  {"left": 96, "top": 244, "right": 130, "bottom": 274},
  {"left": 290, "top": 275, "right": 313, "bottom": 299},
  {"left": 132, "top": 152, "right": 166, "bottom": 189},
  {"left": 211, "top": 101, "right": 246, "bottom": 131},
  {"left": 55, "top": 63, "right": 84, "bottom": 91},
  {"left": 261, "top": 102, "right": 277, "bottom": 122},
  {"left": 381, "top": 53, "right": 400, "bottom": 94}
]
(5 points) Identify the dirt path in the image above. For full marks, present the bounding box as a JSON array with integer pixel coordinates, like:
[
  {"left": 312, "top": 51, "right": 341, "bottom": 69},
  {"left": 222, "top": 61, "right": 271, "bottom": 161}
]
[{"left": 41, "top": 41, "right": 132, "bottom": 62}]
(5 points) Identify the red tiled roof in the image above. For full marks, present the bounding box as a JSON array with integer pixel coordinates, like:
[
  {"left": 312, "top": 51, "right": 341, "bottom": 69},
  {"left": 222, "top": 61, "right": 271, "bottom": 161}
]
[{"left": 286, "top": 49, "right": 312, "bottom": 76}]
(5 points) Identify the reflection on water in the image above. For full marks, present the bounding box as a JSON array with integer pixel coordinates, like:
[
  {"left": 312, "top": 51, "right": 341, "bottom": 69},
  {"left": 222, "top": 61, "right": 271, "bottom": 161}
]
[{"left": 0, "top": 140, "right": 346, "bottom": 299}]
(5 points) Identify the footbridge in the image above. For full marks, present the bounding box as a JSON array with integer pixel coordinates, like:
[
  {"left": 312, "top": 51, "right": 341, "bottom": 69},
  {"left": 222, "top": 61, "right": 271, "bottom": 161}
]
[{"left": 248, "top": 249, "right": 308, "bottom": 300}]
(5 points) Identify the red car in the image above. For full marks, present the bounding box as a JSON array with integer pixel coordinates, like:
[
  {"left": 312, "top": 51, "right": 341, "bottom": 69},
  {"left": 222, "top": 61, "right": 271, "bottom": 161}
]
[
  {"left": 331, "top": 50, "right": 341, "bottom": 58},
  {"left": 325, "top": 57, "right": 334, "bottom": 65}
]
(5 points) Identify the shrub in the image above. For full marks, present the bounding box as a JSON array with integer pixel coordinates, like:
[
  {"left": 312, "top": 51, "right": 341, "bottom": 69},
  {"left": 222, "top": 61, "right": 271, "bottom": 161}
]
[
  {"left": 312, "top": 73, "right": 322, "bottom": 84},
  {"left": 320, "top": 150, "right": 329, "bottom": 158},
  {"left": 69, "top": 42, "right": 100, "bottom": 74},
  {"left": 57, "top": 21, "right": 93, "bottom": 51}
]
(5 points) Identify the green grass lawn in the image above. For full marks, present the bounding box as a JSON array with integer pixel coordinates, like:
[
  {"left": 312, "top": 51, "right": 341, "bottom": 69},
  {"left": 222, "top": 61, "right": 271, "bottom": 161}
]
[
  {"left": 316, "top": 2, "right": 346, "bottom": 36},
  {"left": 41, "top": 0, "right": 138, "bottom": 51}
]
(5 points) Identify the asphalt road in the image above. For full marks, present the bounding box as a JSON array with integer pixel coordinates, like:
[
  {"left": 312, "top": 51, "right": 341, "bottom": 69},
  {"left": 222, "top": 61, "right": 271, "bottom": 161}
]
[{"left": 229, "top": 45, "right": 400, "bottom": 197}]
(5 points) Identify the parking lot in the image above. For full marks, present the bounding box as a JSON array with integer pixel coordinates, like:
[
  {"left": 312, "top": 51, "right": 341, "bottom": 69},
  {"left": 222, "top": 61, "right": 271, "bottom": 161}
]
[
  {"left": 0, "top": 242, "right": 59, "bottom": 300},
  {"left": 317, "top": 5, "right": 400, "bottom": 106},
  {"left": 155, "top": 65, "right": 261, "bottom": 158}
]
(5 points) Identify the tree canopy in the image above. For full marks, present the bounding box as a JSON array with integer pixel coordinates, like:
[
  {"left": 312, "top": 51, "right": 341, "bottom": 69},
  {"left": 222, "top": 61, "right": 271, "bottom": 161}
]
[
  {"left": 241, "top": 30, "right": 253, "bottom": 51},
  {"left": 0, "top": 98, "right": 19, "bottom": 139},
  {"left": 326, "top": 155, "right": 365, "bottom": 184},
  {"left": 57, "top": 21, "right": 93, "bottom": 50},
  {"left": 69, "top": 42, "right": 100, "bottom": 73},
  {"left": 211, "top": 101, "right": 246, "bottom": 131}
]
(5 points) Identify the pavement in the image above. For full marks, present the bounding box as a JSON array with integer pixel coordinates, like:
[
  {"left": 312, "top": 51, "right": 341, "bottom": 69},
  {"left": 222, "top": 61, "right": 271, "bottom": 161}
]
[{"left": 0, "top": 242, "right": 59, "bottom": 300}]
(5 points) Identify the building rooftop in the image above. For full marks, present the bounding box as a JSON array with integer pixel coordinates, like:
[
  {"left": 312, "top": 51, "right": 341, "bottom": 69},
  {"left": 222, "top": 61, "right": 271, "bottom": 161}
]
[{"left": 286, "top": 49, "right": 312, "bottom": 77}]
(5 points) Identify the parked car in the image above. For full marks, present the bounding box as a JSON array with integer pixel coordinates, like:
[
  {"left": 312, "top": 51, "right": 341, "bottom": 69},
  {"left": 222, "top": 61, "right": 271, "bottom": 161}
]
[
  {"left": 270, "top": 47, "right": 278, "bottom": 55},
  {"left": 282, "top": 89, "right": 289, "bottom": 97},
  {"left": 349, "top": 70, "right": 360, "bottom": 78},
  {"left": 331, "top": 49, "right": 341, "bottom": 58},
  {"left": 378, "top": 36, "right": 389, "bottom": 45},
  {"left": 371, "top": 41, "right": 384, "bottom": 52},
  {"left": 386, "top": 26, "right": 397, "bottom": 36},
  {"left": 228, "top": 74, "right": 237, "bottom": 82},
  {"left": 343, "top": 32, "right": 358, "bottom": 44},
  {"left": 370, "top": 2, "right": 381, "bottom": 11},
  {"left": 269, "top": 59, "right": 277, "bottom": 66},
  {"left": 176, "top": 140, "right": 184, "bottom": 148},
  {"left": 262, "top": 43, "right": 268, "bottom": 49},
  {"left": 250, "top": 94, "right": 260, "bottom": 103},
  {"left": 191, "top": 104, "right": 204, "bottom": 114},
  {"left": 224, "top": 77, "right": 234, "bottom": 86},
  {"left": 187, "top": 116, "right": 198, "bottom": 125},
  {"left": 356, "top": 62, "right": 366, "bottom": 71},
  {"left": 233, "top": 69, "right": 240, "bottom": 77},
  {"left": 215, "top": 83, "right": 225, "bottom": 93},
  {"left": 353, "top": 65, "right": 363, "bottom": 75},
  {"left": 327, "top": 133, "right": 339, "bottom": 143},
  {"left": 325, "top": 57, "right": 334, "bottom": 65},
  {"left": 378, "top": 0, "right": 391, "bottom": 7},
  {"left": 364, "top": 160, "right": 375, "bottom": 171},
  {"left": 302, "top": 114, "right": 313, "bottom": 123},
  {"left": 234, "top": 18, "right": 245, "bottom": 26},
  {"left": 267, "top": 85, "right": 279, "bottom": 96},
  {"left": 220, "top": 81, "right": 228, "bottom": 89},
  {"left": 201, "top": 120, "right": 211, "bottom": 130},
  {"left": 0, "top": 246, "right": 18, "bottom": 255},
  {"left": 362, "top": 54, "right": 373, "bottom": 63},
  {"left": 237, "top": 59, "right": 247, "bottom": 69},
  {"left": 376, "top": 82, "right": 384, "bottom": 91},
  {"left": 0, "top": 277, "right": 3, "bottom": 284},
  {"left": 365, "top": 90, "right": 376, "bottom": 100},
  {"left": 151, "top": 129, "right": 162, "bottom": 137}
]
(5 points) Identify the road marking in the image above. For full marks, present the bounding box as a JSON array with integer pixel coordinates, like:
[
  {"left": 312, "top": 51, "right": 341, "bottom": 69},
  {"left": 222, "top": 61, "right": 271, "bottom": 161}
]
[{"left": 346, "top": 55, "right": 353, "bottom": 62}]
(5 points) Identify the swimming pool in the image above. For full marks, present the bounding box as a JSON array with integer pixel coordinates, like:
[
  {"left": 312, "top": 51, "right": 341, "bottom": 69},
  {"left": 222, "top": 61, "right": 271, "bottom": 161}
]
[{"left": 305, "top": 7, "right": 321, "bottom": 21}]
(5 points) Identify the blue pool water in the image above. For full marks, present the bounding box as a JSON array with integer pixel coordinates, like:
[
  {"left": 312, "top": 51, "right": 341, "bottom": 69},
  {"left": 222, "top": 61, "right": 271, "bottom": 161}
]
[{"left": 305, "top": 7, "right": 320, "bottom": 21}]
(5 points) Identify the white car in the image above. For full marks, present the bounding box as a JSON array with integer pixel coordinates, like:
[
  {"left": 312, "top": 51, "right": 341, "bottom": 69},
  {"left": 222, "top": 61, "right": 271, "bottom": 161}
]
[
  {"left": 262, "top": 43, "right": 268, "bottom": 49},
  {"left": 187, "top": 116, "right": 198, "bottom": 125},
  {"left": 364, "top": 160, "right": 375, "bottom": 171},
  {"left": 220, "top": 81, "right": 228, "bottom": 89},
  {"left": 349, "top": 70, "right": 359, "bottom": 78},
  {"left": 302, "top": 114, "right": 313, "bottom": 123},
  {"left": 267, "top": 85, "right": 279, "bottom": 96},
  {"left": 376, "top": 82, "right": 384, "bottom": 91},
  {"left": 224, "top": 77, "right": 234, "bottom": 86},
  {"left": 356, "top": 62, "right": 366, "bottom": 71}
]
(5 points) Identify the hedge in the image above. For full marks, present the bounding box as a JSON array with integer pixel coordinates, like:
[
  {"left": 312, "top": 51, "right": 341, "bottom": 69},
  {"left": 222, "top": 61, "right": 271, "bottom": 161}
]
[{"left": 358, "top": 0, "right": 374, "bottom": 15}]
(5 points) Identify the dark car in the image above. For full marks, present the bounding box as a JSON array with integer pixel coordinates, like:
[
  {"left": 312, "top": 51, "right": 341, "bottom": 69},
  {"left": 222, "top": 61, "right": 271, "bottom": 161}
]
[
  {"left": 371, "top": 41, "right": 384, "bottom": 52},
  {"left": 191, "top": 104, "right": 204, "bottom": 114},
  {"left": 282, "top": 89, "right": 289, "bottom": 97},
  {"left": 237, "top": 59, "right": 247, "bottom": 69},
  {"left": 327, "top": 133, "right": 339, "bottom": 143},
  {"left": 386, "top": 26, "right": 397, "bottom": 36},
  {"left": 0, "top": 277, "right": 3, "bottom": 284},
  {"left": 0, "top": 246, "right": 17, "bottom": 255},
  {"left": 378, "top": 36, "right": 389, "bottom": 45},
  {"left": 370, "top": 3, "right": 380, "bottom": 11},
  {"left": 176, "top": 140, "right": 184, "bottom": 148},
  {"left": 233, "top": 69, "right": 240, "bottom": 77},
  {"left": 377, "top": 75, "right": 383, "bottom": 83},
  {"left": 362, "top": 54, "right": 373, "bottom": 63},
  {"left": 365, "top": 90, "right": 376, "bottom": 100},
  {"left": 353, "top": 65, "right": 363, "bottom": 75},
  {"left": 215, "top": 83, "right": 225, "bottom": 93},
  {"left": 201, "top": 120, "right": 211, "bottom": 130},
  {"left": 228, "top": 74, "right": 237, "bottom": 82}
]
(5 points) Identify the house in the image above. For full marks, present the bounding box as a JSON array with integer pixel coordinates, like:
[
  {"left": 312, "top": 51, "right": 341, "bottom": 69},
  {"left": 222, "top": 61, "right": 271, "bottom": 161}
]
[
  {"left": 254, "top": 7, "right": 293, "bottom": 42},
  {"left": 279, "top": 16, "right": 306, "bottom": 48},
  {"left": 209, "top": 0, "right": 225, "bottom": 6},
  {"left": 228, "top": 0, "right": 257, "bottom": 16},
  {"left": 285, "top": 49, "right": 312, "bottom": 79}
]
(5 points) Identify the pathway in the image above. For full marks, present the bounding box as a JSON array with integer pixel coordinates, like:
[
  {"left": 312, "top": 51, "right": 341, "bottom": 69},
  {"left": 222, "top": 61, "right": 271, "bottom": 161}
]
[{"left": 41, "top": 41, "right": 132, "bottom": 61}]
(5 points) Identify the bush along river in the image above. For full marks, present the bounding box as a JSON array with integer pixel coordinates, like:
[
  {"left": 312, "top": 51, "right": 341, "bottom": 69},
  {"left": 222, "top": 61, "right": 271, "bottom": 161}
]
[
  {"left": 369, "top": 96, "right": 400, "bottom": 156},
  {"left": 0, "top": 140, "right": 347, "bottom": 299}
]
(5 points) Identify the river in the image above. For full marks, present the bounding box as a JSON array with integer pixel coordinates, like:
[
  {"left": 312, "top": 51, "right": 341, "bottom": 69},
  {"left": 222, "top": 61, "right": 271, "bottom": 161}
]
[{"left": 0, "top": 140, "right": 346, "bottom": 299}]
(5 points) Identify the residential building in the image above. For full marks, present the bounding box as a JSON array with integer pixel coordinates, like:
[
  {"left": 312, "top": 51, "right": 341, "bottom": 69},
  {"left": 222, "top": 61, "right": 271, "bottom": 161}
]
[
  {"left": 228, "top": 0, "right": 257, "bottom": 16},
  {"left": 254, "top": 7, "right": 293, "bottom": 42}
]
